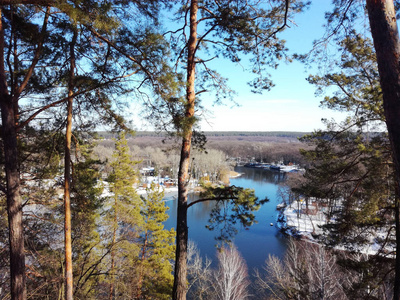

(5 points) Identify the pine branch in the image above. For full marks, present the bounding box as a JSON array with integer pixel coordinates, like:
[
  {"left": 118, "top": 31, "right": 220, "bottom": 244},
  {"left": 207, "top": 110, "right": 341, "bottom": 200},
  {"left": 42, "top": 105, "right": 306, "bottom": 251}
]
[
  {"left": 187, "top": 196, "right": 238, "bottom": 209},
  {"left": 18, "top": 75, "right": 128, "bottom": 129},
  {"left": 87, "top": 26, "right": 154, "bottom": 85},
  {"left": 13, "top": 6, "right": 50, "bottom": 102}
]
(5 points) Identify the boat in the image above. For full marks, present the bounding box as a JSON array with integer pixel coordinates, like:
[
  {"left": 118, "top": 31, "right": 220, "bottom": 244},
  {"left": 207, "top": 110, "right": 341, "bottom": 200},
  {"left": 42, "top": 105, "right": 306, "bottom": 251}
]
[
  {"left": 276, "top": 203, "right": 286, "bottom": 210},
  {"left": 269, "top": 165, "right": 280, "bottom": 171}
]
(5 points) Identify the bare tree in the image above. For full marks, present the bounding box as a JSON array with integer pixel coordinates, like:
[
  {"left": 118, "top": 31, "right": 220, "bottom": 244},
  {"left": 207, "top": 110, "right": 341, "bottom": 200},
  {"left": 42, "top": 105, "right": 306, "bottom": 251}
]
[
  {"left": 255, "top": 239, "right": 348, "bottom": 300},
  {"left": 307, "top": 244, "right": 345, "bottom": 300},
  {"left": 187, "top": 241, "right": 213, "bottom": 300},
  {"left": 212, "top": 245, "right": 250, "bottom": 300},
  {"left": 254, "top": 254, "right": 292, "bottom": 300}
]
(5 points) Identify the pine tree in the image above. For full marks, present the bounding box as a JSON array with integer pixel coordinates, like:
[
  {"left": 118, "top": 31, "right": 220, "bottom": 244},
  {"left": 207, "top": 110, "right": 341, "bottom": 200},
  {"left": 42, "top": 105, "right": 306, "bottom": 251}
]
[
  {"left": 16, "top": 135, "right": 106, "bottom": 299},
  {"left": 0, "top": 7, "right": 51, "bottom": 298},
  {"left": 296, "top": 34, "right": 395, "bottom": 295},
  {"left": 135, "top": 183, "right": 175, "bottom": 299},
  {"left": 365, "top": 1, "right": 400, "bottom": 298},
  {"left": 63, "top": 24, "right": 77, "bottom": 300},
  {"left": 0, "top": 2, "right": 172, "bottom": 298},
  {"left": 165, "top": 2, "right": 309, "bottom": 298},
  {"left": 70, "top": 144, "right": 105, "bottom": 299},
  {"left": 106, "top": 132, "right": 142, "bottom": 299}
]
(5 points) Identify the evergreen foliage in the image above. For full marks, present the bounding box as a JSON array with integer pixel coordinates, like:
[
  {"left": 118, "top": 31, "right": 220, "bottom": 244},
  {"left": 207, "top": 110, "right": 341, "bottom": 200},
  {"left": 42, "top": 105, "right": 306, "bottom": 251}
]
[
  {"left": 100, "top": 133, "right": 176, "bottom": 299},
  {"left": 70, "top": 146, "right": 105, "bottom": 299},
  {"left": 136, "top": 183, "right": 175, "bottom": 299},
  {"left": 4, "top": 1, "right": 400, "bottom": 298},
  {"left": 198, "top": 185, "right": 268, "bottom": 242},
  {"left": 294, "top": 33, "right": 396, "bottom": 295},
  {"left": 14, "top": 136, "right": 106, "bottom": 299},
  {"left": 0, "top": 1, "right": 174, "bottom": 298},
  {"left": 105, "top": 132, "right": 142, "bottom": 298},
  {"left": 162, "top": 2, "right": 310, "bottom": 298}
]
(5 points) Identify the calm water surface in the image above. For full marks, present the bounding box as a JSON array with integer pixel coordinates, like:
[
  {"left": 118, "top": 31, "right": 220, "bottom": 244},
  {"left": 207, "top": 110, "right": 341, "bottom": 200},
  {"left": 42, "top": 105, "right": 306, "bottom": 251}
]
[{"left": 164, "top": 166, "right": 288, "bottom": 271}]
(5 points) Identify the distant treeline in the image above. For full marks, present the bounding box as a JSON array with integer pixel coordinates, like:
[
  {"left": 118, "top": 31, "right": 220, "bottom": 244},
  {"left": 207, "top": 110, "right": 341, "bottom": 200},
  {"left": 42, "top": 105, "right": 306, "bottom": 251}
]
[
  {"left": 96, "top": 131, "right": 309, "bottom": 139},
  {"left": 204, "top": 131, "right": 309, "bottom": 138}
]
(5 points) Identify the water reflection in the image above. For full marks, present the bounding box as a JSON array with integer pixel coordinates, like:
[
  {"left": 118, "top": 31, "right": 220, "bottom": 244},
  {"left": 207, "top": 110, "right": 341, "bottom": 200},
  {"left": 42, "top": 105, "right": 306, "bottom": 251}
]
[
  {"left": 164, "top": 166, "right": 288, "bottom": 271},
  {"left": 234, "top": 166, "right": 287, "bottom": 184}
]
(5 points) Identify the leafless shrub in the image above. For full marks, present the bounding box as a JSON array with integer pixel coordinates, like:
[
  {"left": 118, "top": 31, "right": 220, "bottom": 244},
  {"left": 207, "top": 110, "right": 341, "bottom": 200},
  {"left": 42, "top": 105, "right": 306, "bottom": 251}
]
[
  {"left": 187, "top": 243, "right": 250, "bottom": 300},
  {"left": 212, "top": 245, "right": 250, "bottom": 300},
  {"left": 187, "top": 241, "right": 213, "bottom": 300},
  {"left": 254, "top": 238, "right": 349, "bottom": 300}
]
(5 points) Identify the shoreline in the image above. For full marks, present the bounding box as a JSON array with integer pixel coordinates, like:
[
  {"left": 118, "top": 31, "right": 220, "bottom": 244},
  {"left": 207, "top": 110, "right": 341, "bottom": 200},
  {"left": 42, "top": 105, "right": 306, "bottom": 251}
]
[{"left": 277, "top": 200, "right": 393, "bottom": 256}]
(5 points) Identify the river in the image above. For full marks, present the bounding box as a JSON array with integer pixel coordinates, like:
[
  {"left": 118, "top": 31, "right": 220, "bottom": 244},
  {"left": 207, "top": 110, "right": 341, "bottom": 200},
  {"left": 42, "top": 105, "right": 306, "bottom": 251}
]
[{"left": 164, "top": 166, "right": 288, "bottom": 271}]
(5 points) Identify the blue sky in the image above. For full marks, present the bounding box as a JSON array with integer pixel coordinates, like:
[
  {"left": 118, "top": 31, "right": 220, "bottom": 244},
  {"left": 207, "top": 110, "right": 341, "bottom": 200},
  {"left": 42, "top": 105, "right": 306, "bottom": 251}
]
[
  {"left": 199, "top": 1, "right": 348, "bottom": 132},
  {"left": 133, "top": 1, "right": 354, "bottom": 133}
]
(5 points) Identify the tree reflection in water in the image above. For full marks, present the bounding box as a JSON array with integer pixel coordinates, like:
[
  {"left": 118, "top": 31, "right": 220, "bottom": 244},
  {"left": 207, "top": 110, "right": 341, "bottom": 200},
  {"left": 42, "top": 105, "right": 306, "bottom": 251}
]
[{"left": 164, "top": 166, "right": 288, "bottom": 270}]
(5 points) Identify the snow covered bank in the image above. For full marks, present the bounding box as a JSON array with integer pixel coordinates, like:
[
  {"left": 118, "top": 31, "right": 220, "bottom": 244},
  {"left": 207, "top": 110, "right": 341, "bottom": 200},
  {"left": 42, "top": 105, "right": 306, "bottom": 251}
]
[
  {"left": 229, "top": 171, "right": 242, "bottom": 178},
  {"left": 278, "top": 200, "right": 327, "bottom": 239},
  {"left": 278, "top": 200, "right": 394, "bottom": 256}
]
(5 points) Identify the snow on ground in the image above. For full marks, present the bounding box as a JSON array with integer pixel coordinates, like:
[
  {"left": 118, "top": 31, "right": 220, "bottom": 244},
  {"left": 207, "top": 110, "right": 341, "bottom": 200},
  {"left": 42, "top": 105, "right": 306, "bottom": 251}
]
[
  {"left": 280, "top": 200, "right": 394, "bottom": 256},
  {"left": 229, "top": 171, "right": 243, "bottom": 178},
  {"left": 283, "top": 201, "right": 326, "bottom": 238},
  {"left": 136, "top": 185, "right": 179, "bottom": 198}
]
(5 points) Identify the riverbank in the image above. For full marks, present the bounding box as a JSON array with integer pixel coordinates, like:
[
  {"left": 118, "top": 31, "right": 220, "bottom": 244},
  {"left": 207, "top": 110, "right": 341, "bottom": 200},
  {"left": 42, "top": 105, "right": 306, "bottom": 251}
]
[
  {"left": 136, "top": 185, "right": 178, "bottom": 198},
  {"left": 136, "top": 171, "right": 243, "bottom": 199},
  {"left": 229, "top": 170, "right": 242, "bottom": 178},
  {"left": 278, "top": 200, "right": 393, "bottom": 256},
  {"left": 164, "top": 166, "right": 288, "bottom": 272}
]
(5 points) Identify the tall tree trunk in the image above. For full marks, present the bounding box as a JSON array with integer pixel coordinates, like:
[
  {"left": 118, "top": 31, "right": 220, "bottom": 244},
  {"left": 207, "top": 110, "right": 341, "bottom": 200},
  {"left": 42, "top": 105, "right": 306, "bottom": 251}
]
[
  {"left": 395, "top": 194, "right": 400, "bottom": 300},
  {"left": 64, "top": 28, "right": 77, "bottom": 300},
  {"left": 11, "top": 6, "right": 19, "bottom": 129},
  {"left": 136, "top": 231, "right": 148, "bottom": 299},
  {"left": 366, "top": 1, "right": 400, "bottom": 299},
  {"left": 172, "top": 1, "right": 198, "bottom": 299},
  {"left": 109, "top": 195, "right": 117, "bottom": 300},
  {"left": 0, "top": 8, "right": 26, "bottom": 300}
]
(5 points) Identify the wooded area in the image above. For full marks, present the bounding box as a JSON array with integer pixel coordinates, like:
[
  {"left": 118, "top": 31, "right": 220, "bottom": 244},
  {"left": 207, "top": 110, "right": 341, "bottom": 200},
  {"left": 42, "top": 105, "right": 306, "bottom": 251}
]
[{"left": 1, "top": 0, "right": 400, "bottom": 299}]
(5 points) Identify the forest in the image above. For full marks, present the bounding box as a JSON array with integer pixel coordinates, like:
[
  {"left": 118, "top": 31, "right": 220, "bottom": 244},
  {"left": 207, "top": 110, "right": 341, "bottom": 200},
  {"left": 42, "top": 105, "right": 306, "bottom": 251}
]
[{"left": 1, "top": 1, "right": 400, "bottom": 300}]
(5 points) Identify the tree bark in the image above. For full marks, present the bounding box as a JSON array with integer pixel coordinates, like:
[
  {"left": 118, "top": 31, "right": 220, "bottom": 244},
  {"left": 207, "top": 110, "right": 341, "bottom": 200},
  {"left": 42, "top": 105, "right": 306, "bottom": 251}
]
[
  {"left": 0, "top": 8, "right": 26, "bottom": 300},
  {"left": 136, "top": 231, "right": 148, "bottom": 299},
  {"left": 172, "top": 1, "right": 198, "bottom": 299},
  {"left": 366, "top": 1, "right": 400, "bottom": 299},
  {"left": 64, "top": 28, "right": 77, "bottom": 300},
  {"left": 109, "top": 194, "right": 117, "bottom": 300}
]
